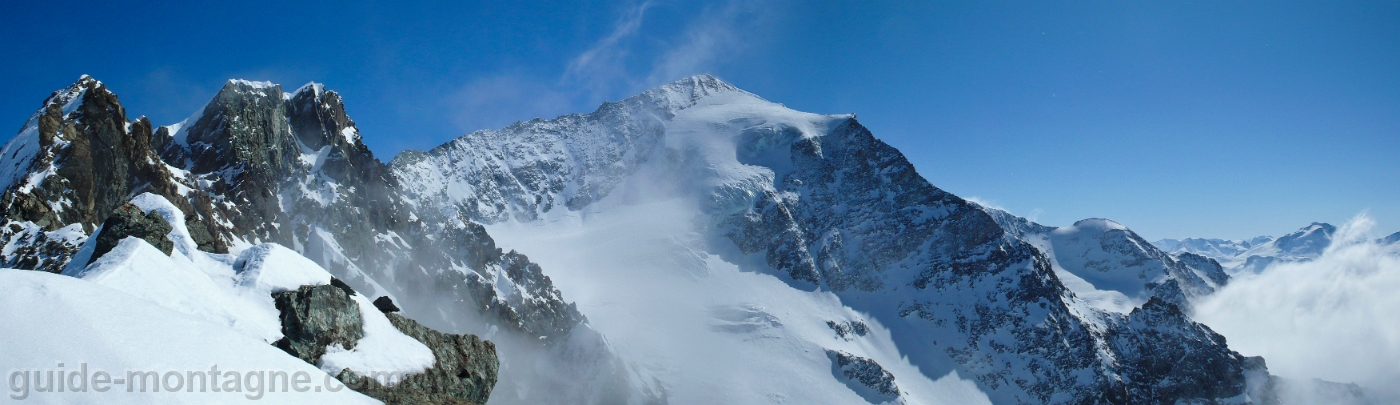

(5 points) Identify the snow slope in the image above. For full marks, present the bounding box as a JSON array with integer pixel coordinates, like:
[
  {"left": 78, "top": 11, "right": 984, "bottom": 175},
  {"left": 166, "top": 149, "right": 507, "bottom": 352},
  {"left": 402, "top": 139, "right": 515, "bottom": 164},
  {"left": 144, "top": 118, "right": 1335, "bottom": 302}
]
[
  {"left": 60, "top": 193, "right": 434, "bottom": 382},
  {"left": 0, "top": 269, "right": 382, "bottom": 404}
]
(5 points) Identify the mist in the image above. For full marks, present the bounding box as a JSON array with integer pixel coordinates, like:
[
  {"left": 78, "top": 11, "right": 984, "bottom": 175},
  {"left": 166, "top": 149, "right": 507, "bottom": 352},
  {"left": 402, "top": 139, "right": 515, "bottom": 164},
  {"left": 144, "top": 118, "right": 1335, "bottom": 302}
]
[{"left": 1193, "top": 214, "right": 1400, "bottom": 402}]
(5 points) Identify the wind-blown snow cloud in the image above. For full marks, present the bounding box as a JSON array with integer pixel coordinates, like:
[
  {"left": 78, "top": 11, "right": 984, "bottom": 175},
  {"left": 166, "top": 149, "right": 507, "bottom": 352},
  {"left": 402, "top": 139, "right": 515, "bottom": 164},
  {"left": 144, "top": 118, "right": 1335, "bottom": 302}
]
[
  {"left": 1193, "top": 214, "right": 1400, "bottom": 401},
  {"left": 563, "top": 1, "right": 654, "bottom": 96},
  {"left": 641, "top": 2, "right": 753, "bottom": 88},
  {"left": 446, "top": 1, "right": 774, "bottom": 135}
]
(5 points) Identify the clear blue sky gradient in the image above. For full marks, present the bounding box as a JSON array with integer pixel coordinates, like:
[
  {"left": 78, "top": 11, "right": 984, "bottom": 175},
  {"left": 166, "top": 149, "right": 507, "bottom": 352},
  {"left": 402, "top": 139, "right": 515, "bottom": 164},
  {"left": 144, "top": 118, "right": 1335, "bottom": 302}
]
[{"left": 2, "top": 1, "right": 1396, "bottom": 240}]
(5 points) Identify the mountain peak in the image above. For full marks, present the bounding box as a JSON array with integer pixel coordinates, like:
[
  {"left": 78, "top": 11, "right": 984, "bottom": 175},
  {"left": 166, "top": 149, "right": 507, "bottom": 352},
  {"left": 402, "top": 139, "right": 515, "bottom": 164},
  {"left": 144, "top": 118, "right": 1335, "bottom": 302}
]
[
  {"left": 292, "top": 82, "right": 326, "bottom": 98},
  {"left": 1068, "top": 218, "right": 1130, "bottom": 232},
  {"left": 633, "top": 74, "right": 756, "bottom": 112},
  {"left": 225, "top": 78, "right": 278, "bottom": 90}
]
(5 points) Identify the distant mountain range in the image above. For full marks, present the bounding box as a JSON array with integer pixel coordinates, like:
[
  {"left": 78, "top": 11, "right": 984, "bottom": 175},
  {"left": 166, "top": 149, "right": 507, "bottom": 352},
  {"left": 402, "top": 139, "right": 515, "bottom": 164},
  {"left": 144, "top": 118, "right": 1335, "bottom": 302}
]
[{"left": 1154, "top": 223, "right": 1370, "bottom": 274}]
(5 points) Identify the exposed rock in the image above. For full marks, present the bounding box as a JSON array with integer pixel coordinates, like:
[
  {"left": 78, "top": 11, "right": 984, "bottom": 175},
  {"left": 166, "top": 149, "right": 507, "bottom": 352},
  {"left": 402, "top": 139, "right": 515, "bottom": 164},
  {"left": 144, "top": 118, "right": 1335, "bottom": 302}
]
[
  {"left": 271, "top": 280, "right": 498, "bottom": 405},
  {"left": 340, "top": 313, "right": 499, "bottom": 405},
  {"left": 272, "top": 283, "right": 364, "bottom": 363},
  {"left": 826, "top": 320, "right": 869, "bottom": 341},
  {"left": 89, "top": 203, "right": 173, "bottom": 263},
  {"left": 183, "top": 214, "right": 226, "bottom": 253},
  {"left": 0, "top": 222, "right": 84, "bottom": 272},
  {"left": 1174, "top": 252, "right": 1229, "bottom": 287},
  {"left": 826, "top": 350, "right": 899, "bottom": 402},
  {"left": 373, "top": 296, "right": 400, "bottom": 313},
  {"left": 1107, "top": 297, "right": 1253, "bottom": 402}
]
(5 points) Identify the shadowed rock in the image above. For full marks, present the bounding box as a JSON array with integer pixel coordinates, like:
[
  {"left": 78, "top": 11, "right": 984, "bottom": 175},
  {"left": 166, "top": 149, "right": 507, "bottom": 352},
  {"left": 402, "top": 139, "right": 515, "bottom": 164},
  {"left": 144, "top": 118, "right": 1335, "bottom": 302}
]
[
  {"left": 373, "top": 296, "right": 400, "bottom": 313},
  {"left": 89, "top": 203, "right": 173, "bottom": 264}
]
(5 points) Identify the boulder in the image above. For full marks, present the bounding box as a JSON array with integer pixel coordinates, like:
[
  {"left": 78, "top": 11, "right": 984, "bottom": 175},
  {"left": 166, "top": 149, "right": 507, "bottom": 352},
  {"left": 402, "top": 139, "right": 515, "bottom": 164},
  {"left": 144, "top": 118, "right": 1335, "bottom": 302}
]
[
  {"left": 272, "top": 282, "right": 364, "bottom": 363},
  {"left": 89, "top": 203, "right": 173, "bottom": 264}
]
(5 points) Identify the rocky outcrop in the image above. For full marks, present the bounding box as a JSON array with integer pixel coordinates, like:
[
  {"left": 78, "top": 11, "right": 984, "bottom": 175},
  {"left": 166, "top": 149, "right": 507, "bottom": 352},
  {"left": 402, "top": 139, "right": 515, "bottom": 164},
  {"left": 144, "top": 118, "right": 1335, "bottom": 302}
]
[
  {"left": 826, "top": 350, "right": 900, "bottom": 402},
  {"left": 342, "top": 313, "right": 499, "bottom": 405},
  {"left": 89, "top": 203, "right": 174, "bottom": 263},
  {"left": 0, "top": 77, "right": 188, "bottom": 271},
  {"left": 1106, "top": 298, "right": 1253, "bottom": 403},
  {"left": 373, "top": 295, "right": 401, "bottom": 313},
  {"left": 826, "top": 320, "right": 869, "bottom": 341},
  {"left": 271, "top": 279, "right": 498, "bottom": 405},
  {"left": 272, "top": 282, "right": 365, "bottom": 363}
]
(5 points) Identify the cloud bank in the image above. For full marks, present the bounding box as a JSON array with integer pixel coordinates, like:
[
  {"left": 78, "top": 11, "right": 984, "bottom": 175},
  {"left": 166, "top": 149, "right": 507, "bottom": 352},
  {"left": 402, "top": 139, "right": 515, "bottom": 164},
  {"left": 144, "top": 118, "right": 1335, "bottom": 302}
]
[{"left": 1193, "top": 214, "right": 1400, "bottom": 401}]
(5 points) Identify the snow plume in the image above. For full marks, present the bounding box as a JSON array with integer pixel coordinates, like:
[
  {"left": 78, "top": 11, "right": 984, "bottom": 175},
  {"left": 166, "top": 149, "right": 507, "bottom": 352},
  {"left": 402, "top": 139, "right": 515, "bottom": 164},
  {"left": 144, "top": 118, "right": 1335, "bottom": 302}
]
[
  {"left": 641, "top": 1, "right": 756, "bottom": 87},
  {"left": 485, "top": 199, "right": 992, "bottom": 405},
  {"left": 563, "top": 1, "right": 655, "bottom": 95},
  {"left": 1194, "top": 214, "right": 1400, "bottom": 402},
  {"left": 447, "top": 1, "right": 777, "bottom": 135},
  {"left": 565, "top": 0, "right": 765, "bottom": 95}
]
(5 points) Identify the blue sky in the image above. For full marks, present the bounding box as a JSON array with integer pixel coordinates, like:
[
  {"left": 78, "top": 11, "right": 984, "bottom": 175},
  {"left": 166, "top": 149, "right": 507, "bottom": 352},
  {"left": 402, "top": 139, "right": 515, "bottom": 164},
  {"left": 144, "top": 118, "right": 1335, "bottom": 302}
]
[{"left": 2, "top": 1, "right": 1396, "bottom": 240}]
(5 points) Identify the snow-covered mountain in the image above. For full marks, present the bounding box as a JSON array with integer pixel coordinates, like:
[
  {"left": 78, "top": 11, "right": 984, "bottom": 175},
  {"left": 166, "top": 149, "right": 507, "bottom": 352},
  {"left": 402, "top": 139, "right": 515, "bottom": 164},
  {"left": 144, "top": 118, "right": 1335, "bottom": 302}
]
[
  {"left": 2, "top": 74, "right": 1307, "bottom": 404},
  {"left": 391, "top": 75, "right": 1273, "bottom": 404},
  {"left": 1154, "top": 223, "right": 1337, "bottom": 273},
  {"left": 1153, "top": 237, "right": 1272, "bottom": 262},
  {"left": 982, "top": 209, "right": 1229, "bottom": 312},
  {"left": 0, "top": 76, "right": 633, "bottom": 404}
]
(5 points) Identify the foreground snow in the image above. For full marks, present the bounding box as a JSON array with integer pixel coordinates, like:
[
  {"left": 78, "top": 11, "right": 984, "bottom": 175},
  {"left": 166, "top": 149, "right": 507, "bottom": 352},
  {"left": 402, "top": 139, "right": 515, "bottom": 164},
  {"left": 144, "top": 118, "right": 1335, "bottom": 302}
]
[
  {"left": 0, "top": 269, "right": 381, "bottom": 404},
  {"left": 1, "top": 193, "right": 440, "bottom": 403},
  {"left": 62, "top": 193, "right": 434, "bottom": 380}
]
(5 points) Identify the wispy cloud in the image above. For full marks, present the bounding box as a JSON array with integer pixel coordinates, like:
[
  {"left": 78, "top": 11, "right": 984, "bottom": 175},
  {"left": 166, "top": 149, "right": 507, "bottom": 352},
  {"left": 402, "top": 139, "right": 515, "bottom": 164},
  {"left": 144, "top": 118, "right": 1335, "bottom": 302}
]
[
  {"left": 643, "top": 2, "right": 752, "bottom": 87},
  {"left": 563, "top": 1, "right": 654, "bottom": 95},
  {"left": 443, "top": 1, "right": 779, "bottom": 136}
]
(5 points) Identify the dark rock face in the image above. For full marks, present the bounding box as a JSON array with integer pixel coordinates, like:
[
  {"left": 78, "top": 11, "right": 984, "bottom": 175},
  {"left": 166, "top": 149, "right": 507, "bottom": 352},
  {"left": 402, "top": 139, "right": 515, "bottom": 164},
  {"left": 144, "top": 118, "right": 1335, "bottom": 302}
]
[
  {"left": 1, "top": 77, "right": 188, "bottom": 271},
  {"left": 272, "top": 283, "right": 365, "bottom": 363},
  {"left": 1107, "top": 298, "right": 1252, "bottom": 403},
  {"left": 341, "top": 313, "right": 499, "bottom": 405},
  {"left": 826, "top": 320, "right": 869, "bottom": 340},
  {"left": 374, "top": 296, "right": 401, "bottom": 313},
  {"left": 826, "top": 350, "right": 900, "bottom": 401},
  {"left": 89, "top": 203, "right": 174, "bottom": 263}
]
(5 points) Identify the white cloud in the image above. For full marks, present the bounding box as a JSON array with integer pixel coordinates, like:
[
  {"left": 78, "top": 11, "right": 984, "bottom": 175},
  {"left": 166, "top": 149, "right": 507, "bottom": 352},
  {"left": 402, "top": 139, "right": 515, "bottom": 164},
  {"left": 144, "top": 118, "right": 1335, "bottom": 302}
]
[
  {"left": 444, "top": 1, "right": 779, "bottom": 137},
  {"left": 642, "top": 2, "right": 752, "bottom": 87},
  {"left": 1194, "top": 213, "right": 1400, "bottom": 402},
  {"left": 563, "top": 1, "right": 654, "bottom": 96}
]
